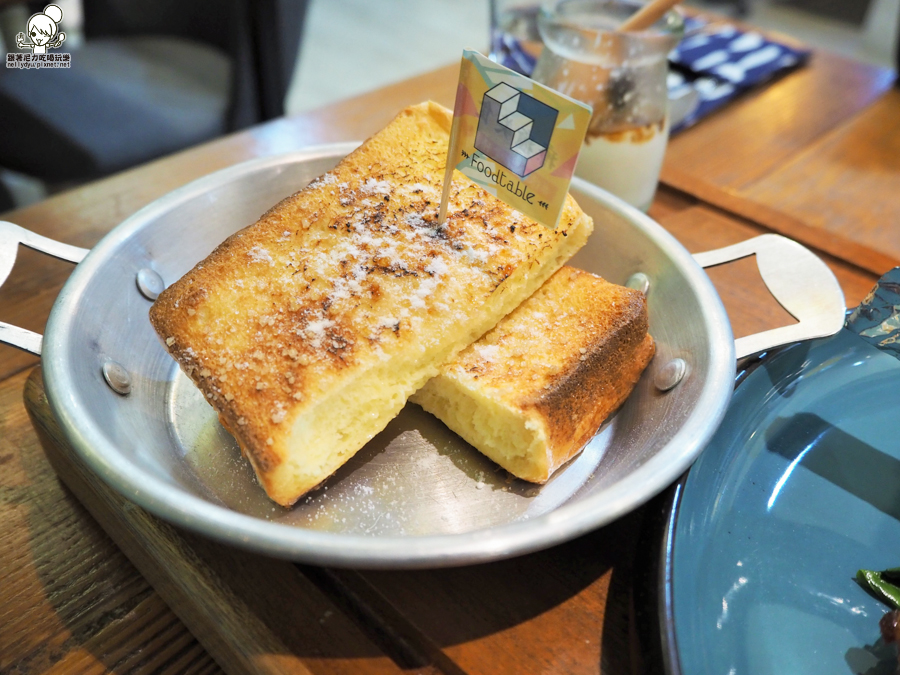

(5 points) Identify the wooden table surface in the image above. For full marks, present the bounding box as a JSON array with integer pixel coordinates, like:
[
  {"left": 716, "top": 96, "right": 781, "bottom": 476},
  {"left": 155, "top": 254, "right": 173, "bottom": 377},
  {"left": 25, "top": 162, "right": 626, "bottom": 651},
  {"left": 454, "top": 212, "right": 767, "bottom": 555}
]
[{"left": 1, "top": 41, "right": 897, "bottom": 674}]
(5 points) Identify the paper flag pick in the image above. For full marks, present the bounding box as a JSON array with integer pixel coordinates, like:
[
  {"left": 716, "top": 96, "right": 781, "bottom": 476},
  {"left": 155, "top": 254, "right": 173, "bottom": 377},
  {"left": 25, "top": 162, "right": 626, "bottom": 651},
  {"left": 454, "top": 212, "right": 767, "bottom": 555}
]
[{"left": 439, "top": 49, "right": 592, "bottom": 230}]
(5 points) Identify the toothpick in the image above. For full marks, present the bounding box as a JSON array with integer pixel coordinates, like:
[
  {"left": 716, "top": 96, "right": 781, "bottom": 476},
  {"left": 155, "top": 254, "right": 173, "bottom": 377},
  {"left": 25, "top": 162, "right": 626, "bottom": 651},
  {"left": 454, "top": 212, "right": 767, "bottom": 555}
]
[{"left": 438, "top": 115, "right": 463, "bottom": 226}]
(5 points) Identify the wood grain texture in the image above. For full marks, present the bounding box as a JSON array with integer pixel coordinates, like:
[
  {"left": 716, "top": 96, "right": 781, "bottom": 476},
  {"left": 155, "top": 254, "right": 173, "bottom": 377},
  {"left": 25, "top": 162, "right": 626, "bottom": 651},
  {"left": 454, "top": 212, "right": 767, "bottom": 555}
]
[
  {"left": 659, "top": 54, "right": 897, "bottom": 276},
  {"left": 327, "top": 511, "right": 641, "bottom": 675},
  {"left": 645, "top": 185, "right": 698, "bottom": 223},
  {"left": 659, "top": 165, "right": 899, "bottom": 276},
  {"left": 741, "top": 88, "right": 900, "bottom": 268},
  {"left": 663, "top": 50, "right": 894, "bottom": 191},
  {"left": 23, "top": 368, "right": 422, "bottom": 675},
  {"left": 1, "top": 367, "right": 221, "bottom": 675}
]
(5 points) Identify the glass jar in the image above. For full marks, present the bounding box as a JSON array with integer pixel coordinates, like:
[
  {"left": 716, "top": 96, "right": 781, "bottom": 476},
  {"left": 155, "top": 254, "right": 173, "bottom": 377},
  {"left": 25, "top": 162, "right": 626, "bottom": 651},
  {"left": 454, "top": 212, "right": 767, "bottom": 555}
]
[{"left": 533, "top": 0, "right": 683, "bottom": 211}]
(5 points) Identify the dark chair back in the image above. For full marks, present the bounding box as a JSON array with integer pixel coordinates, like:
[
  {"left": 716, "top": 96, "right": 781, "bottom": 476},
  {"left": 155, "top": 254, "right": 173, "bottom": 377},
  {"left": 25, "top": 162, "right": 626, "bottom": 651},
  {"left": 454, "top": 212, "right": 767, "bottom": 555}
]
[
  {"left": 0, "top": 0, "right": 309, "bottom": 183},
  {"left": 79, "top": 0, "right": 308, "bottom": 128}
]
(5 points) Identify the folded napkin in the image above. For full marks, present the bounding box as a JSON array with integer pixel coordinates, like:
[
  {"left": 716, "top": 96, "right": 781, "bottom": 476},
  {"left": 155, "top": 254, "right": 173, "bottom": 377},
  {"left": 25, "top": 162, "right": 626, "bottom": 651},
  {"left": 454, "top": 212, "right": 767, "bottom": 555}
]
[
  {"left": 492, "top": 32, "right": 538, "bottom": 77},
  {"left": 846, "top": 268, "right": 900, "bottom": 362},
  {"left": 668, "top": 19, "right": 811, "bottom": 131}
]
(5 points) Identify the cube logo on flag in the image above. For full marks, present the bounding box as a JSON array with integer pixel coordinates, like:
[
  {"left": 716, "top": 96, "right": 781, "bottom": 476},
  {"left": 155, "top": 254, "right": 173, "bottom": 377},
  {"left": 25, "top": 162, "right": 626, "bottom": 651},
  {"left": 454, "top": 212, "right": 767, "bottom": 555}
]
[
  {"left": 474, "top": 83, "right": 558, "bottom": 178},
  {"left": 439, "top": 50, "right": 592, "bottom": 230}
]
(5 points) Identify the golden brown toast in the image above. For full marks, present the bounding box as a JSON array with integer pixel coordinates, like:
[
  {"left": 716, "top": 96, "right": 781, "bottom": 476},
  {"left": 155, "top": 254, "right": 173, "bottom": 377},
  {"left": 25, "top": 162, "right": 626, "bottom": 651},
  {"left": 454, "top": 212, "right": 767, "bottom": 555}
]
[
  {"left": 411, "top": 267, "right": 654, "bottom": 483},
  {"left": 150, "top": 101, "right": 593, "bottom": 506}
]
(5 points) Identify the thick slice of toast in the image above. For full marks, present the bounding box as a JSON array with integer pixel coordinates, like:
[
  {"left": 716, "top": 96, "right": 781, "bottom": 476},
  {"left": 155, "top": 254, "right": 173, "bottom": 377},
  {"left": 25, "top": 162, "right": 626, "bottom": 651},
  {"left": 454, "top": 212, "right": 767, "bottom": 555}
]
[
  {"left": 150, "top": 101, "right": 593, "bottom": 506},
  {"left": 410, "top": 267, "right": 654, "bottom": 483}
]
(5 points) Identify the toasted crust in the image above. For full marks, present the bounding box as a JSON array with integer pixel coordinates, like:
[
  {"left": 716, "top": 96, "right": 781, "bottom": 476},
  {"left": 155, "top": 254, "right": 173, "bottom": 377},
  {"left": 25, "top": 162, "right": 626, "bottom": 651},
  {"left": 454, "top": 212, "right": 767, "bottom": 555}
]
[
  {"left": 411, "top": 267, "right": 655, "bottom": 483},
  {"left": 150, "top": 101, "right": 593, "bottom": 506}
]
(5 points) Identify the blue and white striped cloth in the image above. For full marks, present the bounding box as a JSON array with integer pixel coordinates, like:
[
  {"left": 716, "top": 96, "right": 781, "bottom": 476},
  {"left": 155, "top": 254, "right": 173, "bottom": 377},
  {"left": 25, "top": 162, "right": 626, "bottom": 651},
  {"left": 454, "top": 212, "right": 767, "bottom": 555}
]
[{"left": 668, "top": 19, "right": 810, "bottom": 131}]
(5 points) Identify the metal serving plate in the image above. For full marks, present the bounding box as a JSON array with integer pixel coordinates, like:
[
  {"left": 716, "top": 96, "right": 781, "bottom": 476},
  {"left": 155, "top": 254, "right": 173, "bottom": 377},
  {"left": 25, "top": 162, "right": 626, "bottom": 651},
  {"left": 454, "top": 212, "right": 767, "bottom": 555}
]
[{"left": 42, "top": 143, "right": 735, "bottom": 568}]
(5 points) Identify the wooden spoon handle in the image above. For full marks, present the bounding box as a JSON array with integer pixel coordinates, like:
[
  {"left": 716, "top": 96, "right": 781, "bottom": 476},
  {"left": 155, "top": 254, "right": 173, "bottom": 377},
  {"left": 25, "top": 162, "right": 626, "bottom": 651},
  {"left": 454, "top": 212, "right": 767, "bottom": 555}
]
[{"left": 617, "top": 0, "right": 681, "bottom": 32}]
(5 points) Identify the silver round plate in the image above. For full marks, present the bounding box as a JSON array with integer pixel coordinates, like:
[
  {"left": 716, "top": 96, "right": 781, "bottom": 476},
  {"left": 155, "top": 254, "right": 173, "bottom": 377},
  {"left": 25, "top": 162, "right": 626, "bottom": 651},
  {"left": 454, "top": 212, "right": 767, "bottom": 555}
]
[{"left": 42, "top": 144, "right": 734, "bottom": 568}]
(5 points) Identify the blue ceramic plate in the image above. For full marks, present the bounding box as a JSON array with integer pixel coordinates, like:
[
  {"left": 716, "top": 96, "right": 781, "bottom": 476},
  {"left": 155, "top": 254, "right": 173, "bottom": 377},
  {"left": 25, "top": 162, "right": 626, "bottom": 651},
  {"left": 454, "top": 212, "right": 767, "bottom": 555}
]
[{"left": 668, "top": 328, "right": 900, "bottom": 674}]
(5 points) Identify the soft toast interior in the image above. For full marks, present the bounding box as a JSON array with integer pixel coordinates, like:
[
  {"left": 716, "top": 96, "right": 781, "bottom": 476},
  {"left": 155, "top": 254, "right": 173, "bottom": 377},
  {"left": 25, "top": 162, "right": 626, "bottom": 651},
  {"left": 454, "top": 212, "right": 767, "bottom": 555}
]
[{"left": 411, "top": 266, "right": 655, "bottom": 483}]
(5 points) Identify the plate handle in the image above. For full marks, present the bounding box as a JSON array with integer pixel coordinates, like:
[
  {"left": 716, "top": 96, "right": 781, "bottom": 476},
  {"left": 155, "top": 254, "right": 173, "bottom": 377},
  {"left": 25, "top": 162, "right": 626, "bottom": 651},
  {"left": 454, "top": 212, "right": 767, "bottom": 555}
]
[
  {"left": 693, "top": 234, "right": 846, "bottom": 360},
  {"left": 0, "top": 221, "right": 89, "bottom": 356}
]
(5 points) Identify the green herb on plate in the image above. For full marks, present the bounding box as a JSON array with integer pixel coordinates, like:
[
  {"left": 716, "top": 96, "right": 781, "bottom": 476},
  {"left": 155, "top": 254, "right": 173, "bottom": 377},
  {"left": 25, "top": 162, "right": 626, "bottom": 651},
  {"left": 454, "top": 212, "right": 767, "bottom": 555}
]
[{"left": 857, "top": 567, "right": 900, "bottom": 609}]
